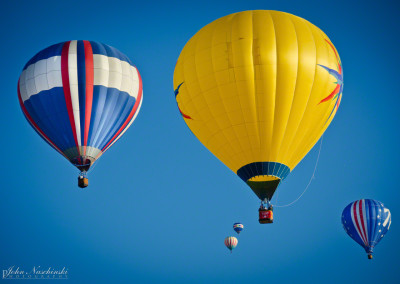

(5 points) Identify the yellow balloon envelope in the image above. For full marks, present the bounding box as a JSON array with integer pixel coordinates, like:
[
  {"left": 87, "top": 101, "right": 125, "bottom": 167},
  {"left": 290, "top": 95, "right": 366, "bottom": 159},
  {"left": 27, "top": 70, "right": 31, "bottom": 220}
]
[{"left": 173, "top": 10, "right": 342, "bottom": 201}]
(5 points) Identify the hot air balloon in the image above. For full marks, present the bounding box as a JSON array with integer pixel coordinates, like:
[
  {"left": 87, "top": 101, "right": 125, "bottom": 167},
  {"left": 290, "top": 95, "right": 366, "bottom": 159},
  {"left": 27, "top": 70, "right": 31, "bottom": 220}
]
[
  {"left": 224, "top": 236, "right": 238, "bottom": 253},
  {"left": 233, "top": 223, "right": 244, "bottom": 234},
  {"left": 173, "top": 10, "right": 342, "bottom": 223},
  {"left": 18, "top": 40, "right": 143, "bottom": 187},
  {"left": 341, "top": 199, "right": 391, "bottom": 259}
]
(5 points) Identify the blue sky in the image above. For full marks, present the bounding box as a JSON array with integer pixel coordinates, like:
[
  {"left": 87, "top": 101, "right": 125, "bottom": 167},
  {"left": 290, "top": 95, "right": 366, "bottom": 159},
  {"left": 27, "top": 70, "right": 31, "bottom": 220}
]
[{"left": 1, "top": 0, "right": 399, "bottom": 283}]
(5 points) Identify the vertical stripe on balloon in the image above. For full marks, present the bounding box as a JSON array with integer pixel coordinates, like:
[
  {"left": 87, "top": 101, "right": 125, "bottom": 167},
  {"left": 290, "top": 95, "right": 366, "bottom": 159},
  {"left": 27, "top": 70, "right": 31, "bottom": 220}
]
[
  {"left": 83, "top": 40, "right": 94, "bottom": 155},
  {"left": 67, "top": 40, "right": 82, "bottom": 148},
  {"left": 77, "top": 40, "right": 86, "bottom": 151},
  {"left": 365, "top": 200, "right": 373, "bottom": 245},
  {"left": 61, "top": 41, "right": 80, "bottom": 156}
]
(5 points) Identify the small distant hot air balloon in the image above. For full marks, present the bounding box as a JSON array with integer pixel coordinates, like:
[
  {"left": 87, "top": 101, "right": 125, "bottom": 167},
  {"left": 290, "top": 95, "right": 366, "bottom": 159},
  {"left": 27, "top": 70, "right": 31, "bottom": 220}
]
[
  {"left": 224, "top": 236, "right": 238, "bottom": 253},
  {"left": 18, "top": 40, "right": 143, "bottom": 188},
  {"left": 342, "top": 199, "right": 391, "bottom": 259},
  {"left": 174, "top": 10, "right": 342, "bottom": 223},
  {"left": 233, "top": 223, "right": 244, "bottom": 234}
]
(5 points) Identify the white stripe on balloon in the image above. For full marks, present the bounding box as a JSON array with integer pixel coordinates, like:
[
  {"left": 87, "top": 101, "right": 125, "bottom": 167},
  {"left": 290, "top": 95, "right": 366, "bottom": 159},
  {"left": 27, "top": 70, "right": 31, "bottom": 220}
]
[{"left": 67, "top": 40, "right": 82, "bottom": 147}]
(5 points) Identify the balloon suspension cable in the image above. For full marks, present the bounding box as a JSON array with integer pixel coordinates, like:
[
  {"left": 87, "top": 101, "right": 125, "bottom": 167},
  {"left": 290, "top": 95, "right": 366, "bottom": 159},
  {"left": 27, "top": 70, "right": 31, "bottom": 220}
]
[
  {"left": 261, "top": 198, "right": 270, "bottom": 208},
  {"left": 86, "top": 160, "right": 97, "bottom": 173},
  {"left": 274, "top": 135, "right": 324, "bottom": 208},
  {"left": 79, "top": 171, "right": 87, "bottom": 177},
  {"left": 84, "top": 153, "right": 105, "bottom": 174}
]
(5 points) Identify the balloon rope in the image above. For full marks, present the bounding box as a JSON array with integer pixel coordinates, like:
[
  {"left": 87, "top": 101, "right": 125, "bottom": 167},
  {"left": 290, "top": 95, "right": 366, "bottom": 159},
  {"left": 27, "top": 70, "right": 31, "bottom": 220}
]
[
  {"left": 87, "top": 155, "right": 103, "bottom": 172},
  {"left": 274, "top": 135, "right": 324, "bottom": 208}
]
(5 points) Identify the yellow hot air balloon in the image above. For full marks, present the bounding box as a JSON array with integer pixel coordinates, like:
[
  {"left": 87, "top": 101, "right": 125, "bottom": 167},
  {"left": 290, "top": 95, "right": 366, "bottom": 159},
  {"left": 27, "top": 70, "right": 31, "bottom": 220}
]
[{"left": 173, "top": 10, "right": 342, "bottom": 222}]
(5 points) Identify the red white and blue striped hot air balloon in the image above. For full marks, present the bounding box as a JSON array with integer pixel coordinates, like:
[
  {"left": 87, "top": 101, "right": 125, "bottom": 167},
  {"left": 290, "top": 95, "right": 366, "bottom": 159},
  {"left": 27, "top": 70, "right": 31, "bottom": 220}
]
[
  {"left": 18, "top": 40, "right": 143, "bottom": 188},
  {"left": 224, "top": 236, "right": 238, "bottom": 253},
  {"left": 233, "top": 223, "right": 244, "bottom": 235},
  {"left": 341, "top": 199, "right": 391, "bottom": 259}
]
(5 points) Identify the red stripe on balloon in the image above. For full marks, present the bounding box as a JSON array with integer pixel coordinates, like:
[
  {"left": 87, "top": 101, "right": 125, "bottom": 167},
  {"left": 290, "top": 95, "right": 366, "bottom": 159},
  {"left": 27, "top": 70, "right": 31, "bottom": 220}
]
[
  {"left": 353, "top": 201, "right": 367, "bottom": 246},
  {"left": 83, "top": 40, "right": 94, "bottom": 155}
]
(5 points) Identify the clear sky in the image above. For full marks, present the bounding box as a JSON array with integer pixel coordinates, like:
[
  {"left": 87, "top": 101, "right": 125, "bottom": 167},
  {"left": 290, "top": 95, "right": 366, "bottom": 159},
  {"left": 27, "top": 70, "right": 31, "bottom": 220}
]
[{"left": 1, "top": 0, "right": 399, "bottom": 283}]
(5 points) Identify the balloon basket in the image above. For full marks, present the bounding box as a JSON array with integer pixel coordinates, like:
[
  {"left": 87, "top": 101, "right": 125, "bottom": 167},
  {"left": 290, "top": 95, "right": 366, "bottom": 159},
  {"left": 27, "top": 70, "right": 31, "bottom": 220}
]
[
  {"left": 259, "top": 208, "right": 273, "bottom": 224},
  {"left": 368, "top": 254, "right": 373, "bottom": 260},
  {"left": 78, "top": 176, "right": 89, "bottom": 188}
]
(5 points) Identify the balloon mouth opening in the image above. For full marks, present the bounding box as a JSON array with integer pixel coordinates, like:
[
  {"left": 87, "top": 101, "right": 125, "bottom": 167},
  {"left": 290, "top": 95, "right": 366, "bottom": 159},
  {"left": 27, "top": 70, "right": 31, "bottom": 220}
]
[
  {"left": 237, "top": 162, "right": 290, "bottom": 183},
  {"left": 248, "top": 175, "right": 280, "bottom": 182},
  {"left": 71, "top": 156, "right": 94, "bottom": 172}
]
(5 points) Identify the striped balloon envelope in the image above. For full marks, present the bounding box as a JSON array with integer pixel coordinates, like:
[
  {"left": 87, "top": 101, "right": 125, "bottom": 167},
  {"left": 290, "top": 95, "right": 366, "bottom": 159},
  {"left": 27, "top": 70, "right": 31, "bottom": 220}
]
[
  {"left": 233, "top": 223, "right": 244, "bottom": 234},
  {"left": 18, "top": 40, "right": 143, "bottom": 183},
  {"left": 224, "top": 236, "right": 238, "bottom": 253},
  {"left": 341, "top": 199, "right": 391, "bottom": 259}
]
